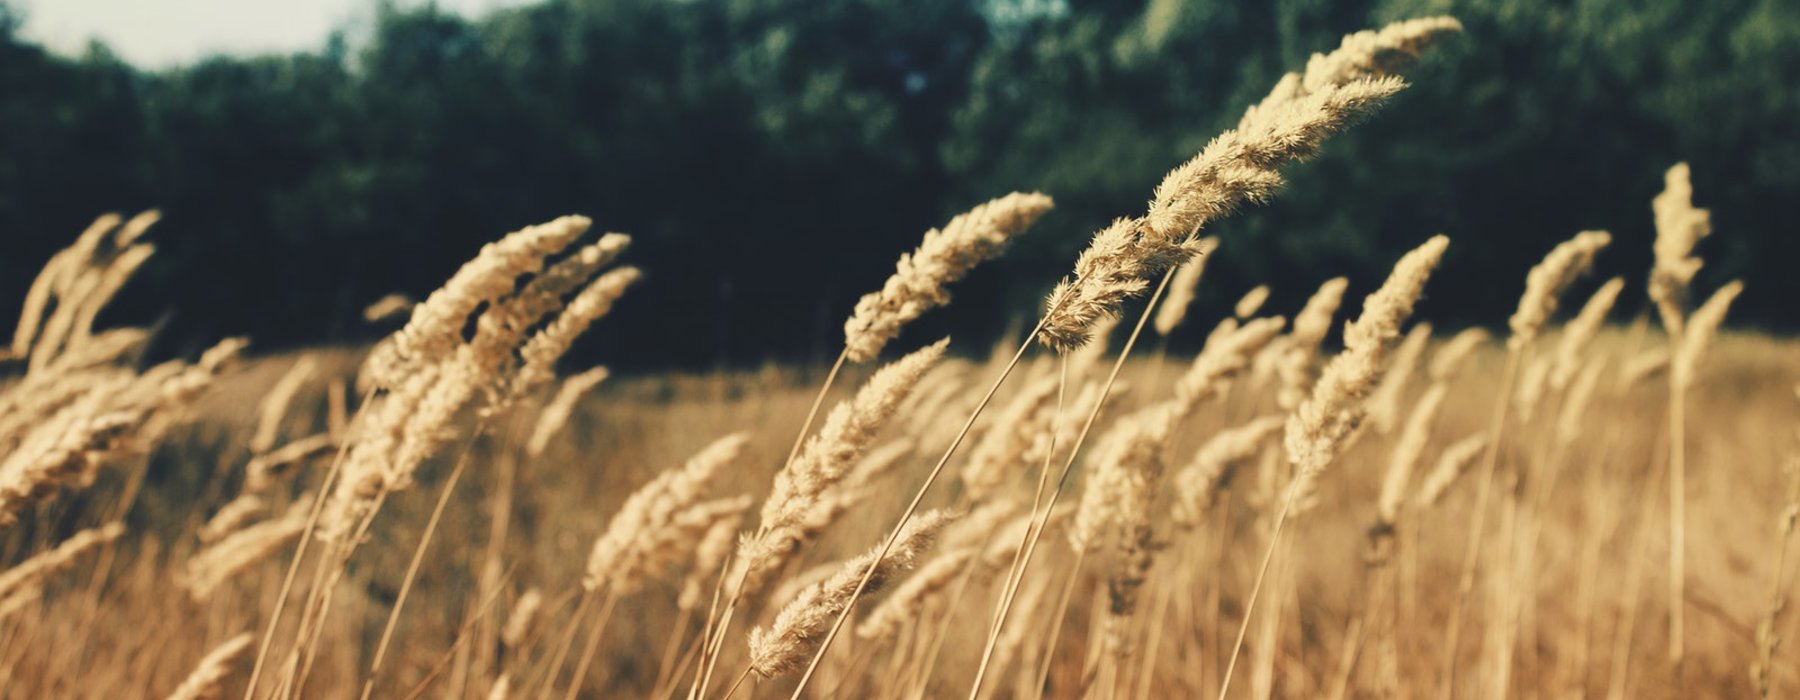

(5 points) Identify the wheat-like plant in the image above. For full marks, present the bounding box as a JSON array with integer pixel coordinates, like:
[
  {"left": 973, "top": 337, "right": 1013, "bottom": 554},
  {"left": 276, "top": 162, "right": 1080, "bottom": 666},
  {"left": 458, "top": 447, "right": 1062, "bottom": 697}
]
[
  {"left": 1414, "top": 432, "right": 1489, "bottom": 507},
  {"left": 185, "top": 498, "right": 313, "bottom": 601},
  {"left": 1367, "top": 322, "right": 1434, "bottom": 434},
  {"left": 1286, "top": 236, "right": 1449, "bottom": 506},
  {"left": 525, "top": 366, "right": 610, "bottom": 457},
  {"left": 584, "top": 433, "right": 751, "bottom": 594},
  {"left": 1649, "top": 163, "right": 1711, "bottom": 334},
  {"left": 198, "top": 494, "right": 269, "bottom": 545},
  {"left": 0, "top": 522, "right": 123, "bottom": 606},
  {"left": 164, "top": 633, "right": 255, "bottom": 700},
  {"left": 1277, "top": 277, "right": 1350, "bottom": 410},
  {"left": 1550, "top": 277, "right": 1625, "bottom": 390},
  {"left": 855, "top": 545, "right": 979, "bottom": 642},
  {"left": 734, "top": 339, "right": 947, "bottom": 595},
  {"left": 746, "top": 509, "right": 954, "bottom": 679},
  {"left": 1171, "top": 416, "right": 1285, "bottom": 528},
  {"left": 1234, "top": 285, "right": 1271, "bottom": 319},
  {"left": 1376, "top": 383, "right": 1448, "bottom": 531},
  {"left": 1152, "top": 237, "right": 1219, "bottom": 337},
  {"left": 844, "top": 193, "right": 1053, "bottom": 362}
]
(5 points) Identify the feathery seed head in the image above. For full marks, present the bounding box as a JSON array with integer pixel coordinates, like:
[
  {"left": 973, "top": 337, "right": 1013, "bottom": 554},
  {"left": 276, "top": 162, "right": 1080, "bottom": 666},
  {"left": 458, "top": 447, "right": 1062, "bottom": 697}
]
[
  {"left": 366, "top": 215, "right": 591, "bottom": 387},
  {"left": 1235, "top": 285, "right": 1271, "bottom": 319},
  {"left": 1415, "top": 432, "right": 1488, "bottom": 507},
  {"left": 740, "top": 340, "right": 947, "bottom": 595},
  {"left": 1551, "top": 277, "right": 1624, "bottom": 389},
  {"left": 1278, "top": 277, "right": 1350, "bottom": 410},
  {"left": 1650, "top": 163, "right": 1712, "bottom": 333},
  {"left": 855, "top": 546, "right": 978, "bottom": 642},
  {"left": 844, "top": 193, "right": 1052, "bottom": 362},
  {"left": 1509, "top": 231, "right": 1611, "bottom": 347},
  {"left": 1377, "top": 383, "right": 1447, "bottom": 525},
  {"left": 1152, "top": 237, "right": 1218, "bottom": 337},
  {"left": 1171, "top": 416, "right": 1285, "bottom": 527},
  {"left": 1429, "top": 327, "right": 1489, "bottom": 382},
  {"left": 748, "top": 510, "right": 954, "bottom": 678},
  {"left": 164, "top": 633, "right": 255, "bottom": 700},
  {"left": 1673, "top": 280, "right": 1743, "bottom": 390},
  {"left": 1285, "top": 236, "right": 1448, "bottom": 508}
]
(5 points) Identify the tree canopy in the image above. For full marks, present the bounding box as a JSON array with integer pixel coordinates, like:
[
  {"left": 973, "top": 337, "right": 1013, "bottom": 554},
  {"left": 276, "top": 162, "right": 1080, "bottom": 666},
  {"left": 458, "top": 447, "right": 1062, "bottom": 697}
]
[{"left": 2, "top": 0, "right": 1795, "bottom": 367}]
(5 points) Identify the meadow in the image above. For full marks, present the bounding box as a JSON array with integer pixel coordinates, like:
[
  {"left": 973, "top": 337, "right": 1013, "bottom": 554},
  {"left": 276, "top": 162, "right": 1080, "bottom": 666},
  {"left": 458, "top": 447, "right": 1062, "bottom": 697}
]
[{"left": 2, "top": 16, "right": 1796, "bottom": 700}]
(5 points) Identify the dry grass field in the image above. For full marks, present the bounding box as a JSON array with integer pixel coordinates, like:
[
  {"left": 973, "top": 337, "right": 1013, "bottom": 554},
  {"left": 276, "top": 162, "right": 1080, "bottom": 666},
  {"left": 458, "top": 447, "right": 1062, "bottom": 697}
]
[{"left": 3, "top": 15, "right": 1797, "bottom": 700}]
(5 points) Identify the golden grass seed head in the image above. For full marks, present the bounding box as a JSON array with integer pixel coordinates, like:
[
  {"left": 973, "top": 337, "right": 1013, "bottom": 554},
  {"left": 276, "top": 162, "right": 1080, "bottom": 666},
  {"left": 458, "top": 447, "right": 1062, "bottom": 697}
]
[
  {"left": 1285, "top": 236, "right": 1448, "bottom": 508},
  {"left": 1508, "top": 230, "right": 1611, "bottom": 348},
  {"left": 1551, "top": 277, "right": 1625, "bottom": 390},
  {"left": 524, "top": 365, "right": 610, "bottom": 457},
  {"left": 1152, "top": 237, "right": 1218, "bottom": 337},
  {"left": 747, "top": 509, "right": 954, "bottom": 679},
  {"left": 163, "top": 633, "right": 255, "bottom": 700},
  {"left": 1366, "top": 322, "right": 1432, "bottom": 434},
  {"left": 844, "top": 192, "right": 1052, "bottom": 362},
  {"left": 0, "top": 522, "right": 124, "bottom": 602},
  {"left": 1278, "top": 277, "right": 1350, "bottom": 410},
  {"left": 184, "top": 498, "right": 311, "bottom": 602},
  {"left": 1428, "top": 327, "right": 1490, "bottom": 382},
  {"left": 1172, "top": 415, "right": 1286, "bottom": 528},
  {"left": 1234, "top": 285, "right": 1271, "bottom": 319},
  {"left": 1378, "top": 383, "right": 1447, "bottom": 525},
  {"left": 1650, "top": 163, "right": 1712, "bottom": 333},
  {"left": 1673, "top": 280, "right": 1743, "bottom": 390},
  {"left": 1415, "top": 432, "right": 1488, "bottom": 507}
]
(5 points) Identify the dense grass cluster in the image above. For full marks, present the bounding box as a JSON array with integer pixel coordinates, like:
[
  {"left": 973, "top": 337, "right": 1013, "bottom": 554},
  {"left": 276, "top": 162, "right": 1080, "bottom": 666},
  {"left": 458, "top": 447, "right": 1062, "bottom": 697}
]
[{"left": 2, "top": 16, "right": 1795, "bottom": 700}]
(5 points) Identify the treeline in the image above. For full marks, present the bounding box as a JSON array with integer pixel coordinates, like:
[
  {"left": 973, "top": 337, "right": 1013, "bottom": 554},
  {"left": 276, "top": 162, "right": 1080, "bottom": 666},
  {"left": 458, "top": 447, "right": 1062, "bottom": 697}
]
[{"left": 2, "top": 0, "right": 1796, "bottom": 367}]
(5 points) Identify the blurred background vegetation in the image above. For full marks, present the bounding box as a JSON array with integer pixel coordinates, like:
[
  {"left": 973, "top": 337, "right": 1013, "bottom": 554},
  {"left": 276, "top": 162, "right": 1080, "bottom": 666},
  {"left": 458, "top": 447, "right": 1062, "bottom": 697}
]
[{"left": 2, "top": 0, "right": 1796, "bottom": 368}]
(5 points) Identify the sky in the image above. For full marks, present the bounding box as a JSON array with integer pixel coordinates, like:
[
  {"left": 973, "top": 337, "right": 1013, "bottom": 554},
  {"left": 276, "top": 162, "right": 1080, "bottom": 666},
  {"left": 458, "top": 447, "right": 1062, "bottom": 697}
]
[{"left": 14, "top": 0, "right": 536, "bottom": 69}]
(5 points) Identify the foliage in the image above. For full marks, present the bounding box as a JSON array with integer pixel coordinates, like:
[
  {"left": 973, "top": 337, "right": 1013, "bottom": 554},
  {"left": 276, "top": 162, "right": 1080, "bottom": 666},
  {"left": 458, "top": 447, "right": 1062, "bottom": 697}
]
[{"left": 1, "top": 0, "right": 1795, "bottom": 365}]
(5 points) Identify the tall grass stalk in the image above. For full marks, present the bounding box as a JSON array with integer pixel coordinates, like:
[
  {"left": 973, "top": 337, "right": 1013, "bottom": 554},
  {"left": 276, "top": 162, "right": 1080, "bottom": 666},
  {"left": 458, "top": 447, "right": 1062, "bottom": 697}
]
[
  {"left": 781, "top": 311, "right": 1056, "bottom": 698},
  {"left": 243, "top": 387, "right": 376, "bottom": 700},
  {"left": 967, "top": 268, "right": 1176, "bottom": 700},
  {"left": 1436, "top": 349, "right": 1522, "bottom": 699},
  {"left": 359, "top": 418, "right": 487, "bottom": 700}
]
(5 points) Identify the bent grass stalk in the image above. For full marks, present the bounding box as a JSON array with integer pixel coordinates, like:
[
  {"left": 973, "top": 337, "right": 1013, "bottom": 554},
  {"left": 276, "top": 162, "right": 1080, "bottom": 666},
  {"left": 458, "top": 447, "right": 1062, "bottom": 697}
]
[
  {"left": 359, "top": 417, "right": 487, "bottom": 700},
  {"left": 694, "top": 342, "right": 949, "bottom": 700},
  {"left": 1437, "top": 349, "right": 1522, "bottom": 699},
  {"left": 967, "top": 269, "right": 1176, "bottom": 700},
  {"left": 560, "top": 589, "right": 623, "bottom": 700},
  {"left": 781, "top": 311, "right": 1058, "bottom": 699},
  {"left": 243, "top": 387, "right": 376, "bottom": 700}
]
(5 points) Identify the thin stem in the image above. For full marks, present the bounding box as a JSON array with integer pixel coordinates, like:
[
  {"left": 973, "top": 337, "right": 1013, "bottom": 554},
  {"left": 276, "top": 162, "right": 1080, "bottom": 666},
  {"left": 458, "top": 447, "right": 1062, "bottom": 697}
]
[
  {"left": 783, "top": 314, "right": 1053, "bottom": 699},
  {"left": 1215, "top": 486, "right": 1298, "bottom": 700},
  {"left": 533, "top": 589, "right": 596, "bottom": 700},
  {"left": 396, "top": 565, "right": 515, "bottom": 700},
  {"left": 562, "top": 589, "right": 622, "bottom": 700},
  {"left": 789, "top": 349, "right": 850, "bottom": 471},
  {"left": 1132, "top": 555, "right": 1178, "bottom": 700},
  {"left": 985, "top": 355, "right": 1069, "bottom": 647},
  {"left": 1438, "top": 347, "right": 1525, "bottom": 700},
  {"left": 290, "top": 488, "right": 389, "bottom": 700},
  {"left": 1667, "top": 373, "right": 1687, "bottom": 667},
  {"left": 655, "top": 624, "right": 708, "bottom": 700},
  {"left": 904, "top": 562, "right": 987, "bottom": 697},
  {"left": 361, "top": 417, "right": 487, "bottom": 700},
  {"left": 652, "top": 607, "right": 696, "bottom": 698},
  {"left": 244, "top": 388, "right": 375, "bottom": 700},
  {"left": 1028, "top": 553, "right": 1088, "bottom": 700},
  {"left": 1753, "top": 457, "right": 1800, "bottom": 698},
  {"left": 720, "top": 667, "right": 754, "bottom": 700},
  {"left": 1605, "top": 442, "right": 1668, "bottom": 700},
  {"left": 688, "top": 348, "right": 848, "bottom": 700},
  {"left": 971, "top": 268, "right": 1176, "bottom": 700}
]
